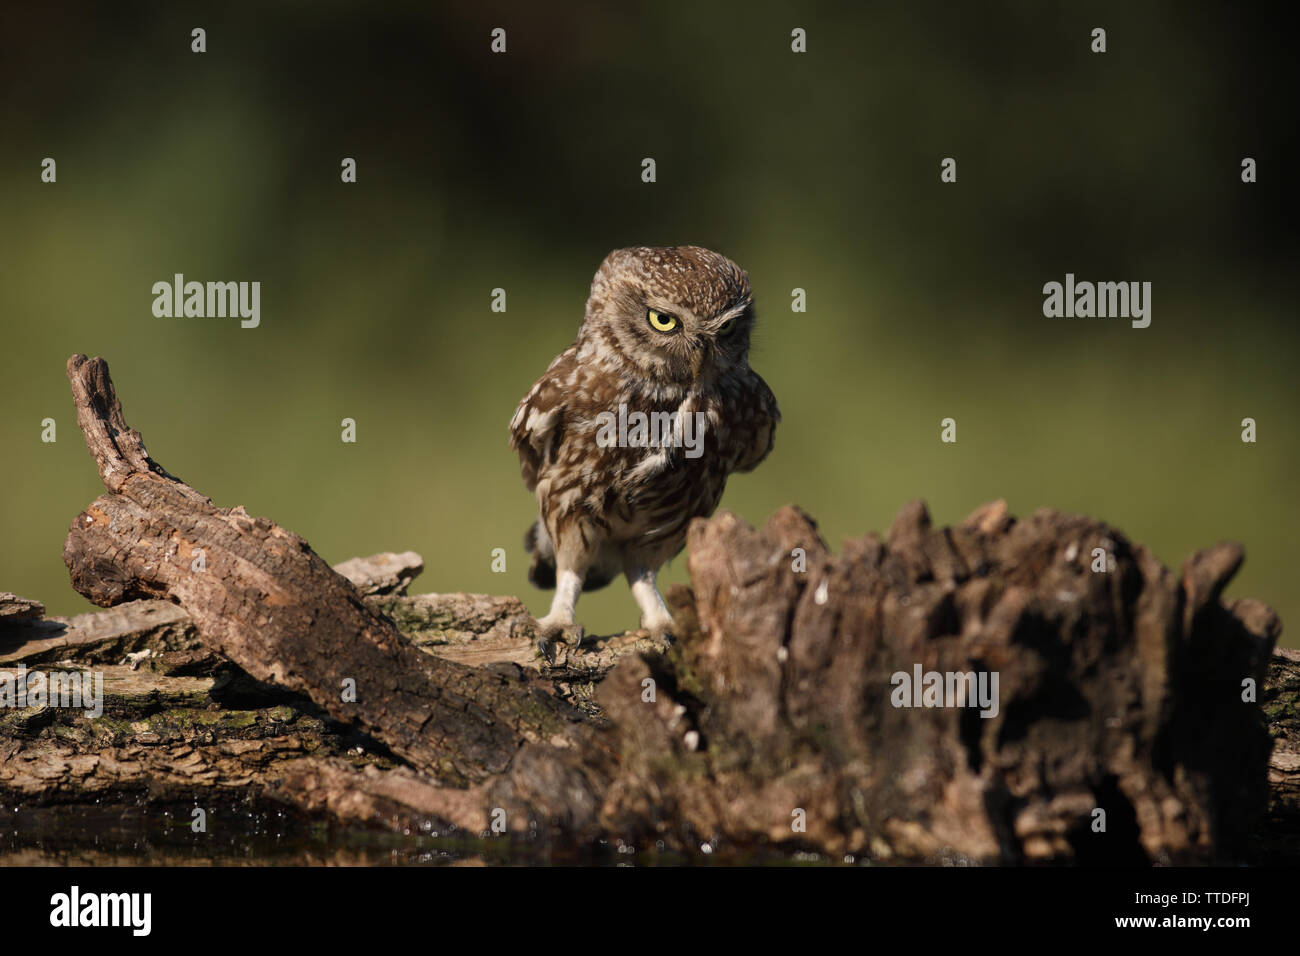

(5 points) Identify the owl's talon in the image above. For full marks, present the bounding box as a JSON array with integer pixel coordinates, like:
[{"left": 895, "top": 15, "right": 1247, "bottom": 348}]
[
  {"left": 636, "top": 632, "right": 674, "bottom": 650},
  {"left": 640, "top": 620, "right": 675, "bottom": 648},
  {"left": 537, "top": 635, "right": 557, "bottom": 664},
  {"left": 536, "top": 619, "right": 584, "bottom": 663}
]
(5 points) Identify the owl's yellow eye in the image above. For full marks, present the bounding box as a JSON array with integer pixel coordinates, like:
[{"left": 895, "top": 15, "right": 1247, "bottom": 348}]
[
  {"left": 717, "top": 317, "right": 738, "bottom": 337},
  {"left": 647, "top": 309, "right": 680, "bottom": 333}
]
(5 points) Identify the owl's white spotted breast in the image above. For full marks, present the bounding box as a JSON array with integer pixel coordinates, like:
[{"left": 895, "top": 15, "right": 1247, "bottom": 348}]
[{"left": 510, "top": 344, "right": 779, "bottom": 557}]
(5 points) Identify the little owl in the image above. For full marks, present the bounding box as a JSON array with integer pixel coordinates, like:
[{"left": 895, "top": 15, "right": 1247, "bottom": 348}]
[{"left": 509, "top": 246, "right": 780, "bottom": 657}]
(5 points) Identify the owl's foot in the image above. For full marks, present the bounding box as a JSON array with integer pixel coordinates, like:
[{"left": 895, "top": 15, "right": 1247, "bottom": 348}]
[
  {"left": 641, "top": 611, "right": 676, "bottom": 648},
  {"left": 628, "top": 568, "right": 676, "bottom": 648},
  {"left": 535, "top": 618, "right": 584, "bottom": 664}
]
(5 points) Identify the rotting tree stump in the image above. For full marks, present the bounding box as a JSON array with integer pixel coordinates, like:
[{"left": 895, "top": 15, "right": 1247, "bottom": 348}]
[{"left": 0, "top": 354, "right": 1289, "bottom": 864}]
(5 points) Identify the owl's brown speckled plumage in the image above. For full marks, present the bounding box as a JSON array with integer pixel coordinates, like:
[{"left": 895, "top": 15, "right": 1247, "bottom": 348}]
[{"left": 509, "top": 246, "right": 779, "bottom": 655}]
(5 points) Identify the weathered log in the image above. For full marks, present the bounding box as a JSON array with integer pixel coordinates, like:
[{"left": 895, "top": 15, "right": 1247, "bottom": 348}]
[
  {"left": 0, "top": 663, "right": 410, "bottom": 829},
  {"left": 1, "top": 582, "right": 659, "bottom": 711},
  {"left": 38, "top": 354, "right": 1288, "bottom": 863},
  {"left": 476, "top": 504, "right": 1281, "bottom": 863},
  {"left": 334, "top": 551, "right": 425, "bottom": 597},
  {"left": 0, "top": 594, "right": 44, "bottom": 621},
  {"left": 1261, "top": 647, "right": 1300, "bottom": 862},
  {"left": 2, "top": 599, "right": 202, "bottom": 672},
  {"left": 5, "top": 639, "right": 1294, "bottom": 861},
  {"left": 60, "top": 354, "right": 587, "bottom": 786},
  {"left": 3, "top": 585, "right": 1295, "bottom": 862}
]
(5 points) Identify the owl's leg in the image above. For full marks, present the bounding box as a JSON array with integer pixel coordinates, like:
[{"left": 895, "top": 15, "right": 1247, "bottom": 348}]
[
  {"left": 539, "top": 568, "right": 582, "bottom": 630},
  {"left": 625, "top": 563, "right": 675, "bottom": 644},
  {"left": 535, "top": 527, "right": 590, "bottom": 661}
]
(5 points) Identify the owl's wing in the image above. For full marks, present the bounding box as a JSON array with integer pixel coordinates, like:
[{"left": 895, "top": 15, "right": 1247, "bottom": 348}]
[
  {"left": 508, "top": 346, "right": 577, "bottom": 492},
  {"left": 731, "top": 369, "right": 781, "bottom": 473}
]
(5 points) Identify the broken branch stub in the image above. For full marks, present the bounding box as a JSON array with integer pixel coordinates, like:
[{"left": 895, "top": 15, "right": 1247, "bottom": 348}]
[{"left": 61, "top": 354, "right": 586, "bottom": 785}]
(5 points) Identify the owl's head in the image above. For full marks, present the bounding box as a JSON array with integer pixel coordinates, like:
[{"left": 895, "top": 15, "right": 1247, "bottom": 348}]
[{"left": 580, "top": 245, "right": 755, "bottom": 385}]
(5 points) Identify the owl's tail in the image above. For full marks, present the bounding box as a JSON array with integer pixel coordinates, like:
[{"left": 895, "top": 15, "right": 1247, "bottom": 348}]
[
  {"left": 524, "top": 518, "right": 556, "bottom": 590},
  {"left": 523, "top": 517, "right": 616, "bottom": 592}
]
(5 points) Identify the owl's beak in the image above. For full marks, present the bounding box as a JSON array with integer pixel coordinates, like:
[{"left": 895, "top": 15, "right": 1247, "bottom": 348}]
[{"left": 689, "top": 341, "right": 713, "bottom": 382}]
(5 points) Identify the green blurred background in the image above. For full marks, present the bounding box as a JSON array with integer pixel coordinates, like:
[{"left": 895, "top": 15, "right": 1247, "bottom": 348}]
[{"left": 1, "top": 2, "right": 1294, "bottom": 645}]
